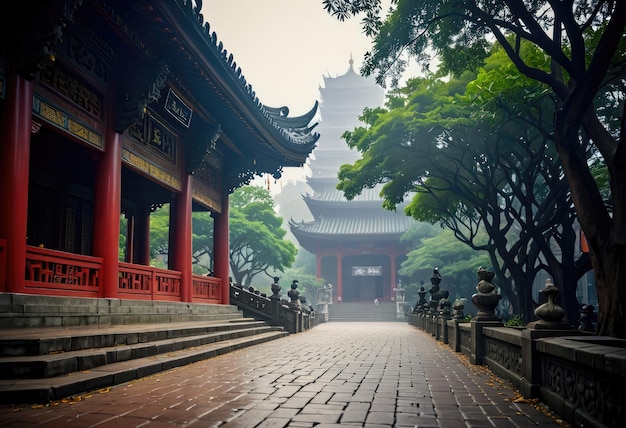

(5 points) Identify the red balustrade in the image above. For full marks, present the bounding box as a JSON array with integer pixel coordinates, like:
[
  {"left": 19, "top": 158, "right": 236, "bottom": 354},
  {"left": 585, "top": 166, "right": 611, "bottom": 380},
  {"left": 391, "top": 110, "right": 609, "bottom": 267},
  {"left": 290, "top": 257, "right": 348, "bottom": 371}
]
[
  {"left": 25, "top": 245, "right": 102, "bottom": 297},
  {"left": 21, "top": 246, "right": 221, "bottom": 303},
  {"left": 192, "top": 274, "right": 221, "bottom": 303},
  {"left": 154, "top": 269, "right": 181, "bottom": 300}
]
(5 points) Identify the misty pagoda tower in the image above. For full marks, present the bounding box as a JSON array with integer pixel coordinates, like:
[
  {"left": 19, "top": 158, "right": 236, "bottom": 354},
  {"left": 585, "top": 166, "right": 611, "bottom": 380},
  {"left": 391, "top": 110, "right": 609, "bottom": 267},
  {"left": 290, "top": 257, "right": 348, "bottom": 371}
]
[{"left": 289, "top": 58, "right": 414, "bottom": 303}]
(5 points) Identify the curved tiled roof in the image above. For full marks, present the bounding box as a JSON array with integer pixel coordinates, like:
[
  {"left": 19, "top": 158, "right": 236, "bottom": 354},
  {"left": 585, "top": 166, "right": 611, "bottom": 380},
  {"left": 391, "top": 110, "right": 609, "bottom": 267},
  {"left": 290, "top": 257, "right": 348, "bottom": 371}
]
[
  {"left": 97, "top": 0, "right": 319, "bottom": 187},
  {"left": 304, "top": 187, "right": 386, "bottom": 204},
  {"left": 289, "top": 214, "right": 415, "bottom": 240},
  {"left": 171, "top": 0, "right": 320, "bottom": 151}
]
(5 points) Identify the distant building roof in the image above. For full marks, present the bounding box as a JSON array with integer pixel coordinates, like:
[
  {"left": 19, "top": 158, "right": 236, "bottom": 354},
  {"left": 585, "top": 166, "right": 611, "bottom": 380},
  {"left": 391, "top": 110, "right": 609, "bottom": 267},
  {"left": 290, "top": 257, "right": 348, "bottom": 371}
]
[
  {"left": 289, "top": 56, "right": 412, "bottom": 253},
  {"left": 289, "top": 214, "right": 414, "bottom": 250}
]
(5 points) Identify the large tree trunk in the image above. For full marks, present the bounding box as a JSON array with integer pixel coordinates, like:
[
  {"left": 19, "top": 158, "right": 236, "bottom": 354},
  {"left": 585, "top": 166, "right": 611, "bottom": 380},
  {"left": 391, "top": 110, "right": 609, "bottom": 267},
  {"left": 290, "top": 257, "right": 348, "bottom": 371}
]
[
  {"left": 544, "top": 216, "right": 587, "bottom": 326},
  {"left": 555, "top": 110, "right": 626, "bottom": 338},
  {"left": 588, "top": 244, "right": 626, "bottom": 337}
]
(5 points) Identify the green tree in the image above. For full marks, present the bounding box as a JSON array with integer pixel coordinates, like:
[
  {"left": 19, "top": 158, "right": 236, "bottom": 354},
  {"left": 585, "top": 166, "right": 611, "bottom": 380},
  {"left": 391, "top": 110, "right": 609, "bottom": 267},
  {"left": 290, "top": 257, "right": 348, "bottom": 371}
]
[
  {"left": 150, "top": 204, "right": 170, "bottom": 260},
  {"left": 142, "top": 205, "right": 214, "bottom": 273},
  {"left": 229, "top": 186, "right": 298, "bottom": 287},
  {"left": 335, "top": 48, "right": 589, "bottom": 323},
  {"left": 324, "top": 0, "right": 625, "bottom": 337},
  {"left": 191, "top": 211, "right": 214, "bottom": 274},
  {"left": 401, "top": 228, "right": 491, "bottom": 303}
]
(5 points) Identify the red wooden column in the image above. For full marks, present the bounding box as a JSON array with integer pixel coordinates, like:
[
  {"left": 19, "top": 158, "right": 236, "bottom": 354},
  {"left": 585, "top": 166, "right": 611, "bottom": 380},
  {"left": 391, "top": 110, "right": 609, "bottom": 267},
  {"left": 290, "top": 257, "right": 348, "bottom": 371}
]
[
  {"left": 92, "top": 125, "right": 122, "bottom": 298},
  {"left": 213, "top": 192, "right": 230, "bottom": 304},
  {"left": 0, "top": 69, "right": 32, "bottom": 293},
  {"left": 172, "top": 173, "right": 192, "bottom": 302}
]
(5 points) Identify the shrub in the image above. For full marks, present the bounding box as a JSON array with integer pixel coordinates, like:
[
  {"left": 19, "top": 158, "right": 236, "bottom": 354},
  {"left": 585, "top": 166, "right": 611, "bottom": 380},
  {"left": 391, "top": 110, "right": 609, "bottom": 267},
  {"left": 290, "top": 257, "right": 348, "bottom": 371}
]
[{"left": 504, "top": 314, "right": 526, "bottom": 327}]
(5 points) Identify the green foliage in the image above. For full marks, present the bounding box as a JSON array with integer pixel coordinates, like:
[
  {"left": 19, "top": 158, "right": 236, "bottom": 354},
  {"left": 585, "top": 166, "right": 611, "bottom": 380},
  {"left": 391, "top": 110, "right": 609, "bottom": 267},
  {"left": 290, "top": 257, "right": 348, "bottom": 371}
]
[
  {"left": 504, "top": 315, "right": 526, "bottom": 327},
  {"left": 229, "top": 186, "right": 297, "bottom": 287},
  {"left": 323, "top": 0, "right": 626, "bottom": 338},
  {"left": 270, "top": 269, "right": 326, "bottom": 307},
  {"left": 119, "top": 217, "right": 127, "bottom": 261},
  {"left": 331, "top": 39, "right": 582, "bottom": 322},
  {"left": 129, "top": 186, "right": 294, "bottom": 285},
  {"left": 191, "top": 211, "right": 214, "bottom": 274},
  {"left": 400, "top": 228, "right": 490, "bottom": 301},
  {"left": 150, "top": 204, "right": 170, "bottom": 259}
]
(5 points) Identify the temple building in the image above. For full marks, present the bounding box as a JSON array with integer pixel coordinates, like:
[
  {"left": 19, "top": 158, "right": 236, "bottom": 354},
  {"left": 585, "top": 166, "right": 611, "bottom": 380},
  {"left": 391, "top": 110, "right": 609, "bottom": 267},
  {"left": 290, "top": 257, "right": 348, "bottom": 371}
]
[
  {"left": 289, "top": 59, "right": 413, "bottom": 303},
  {"left": 0, "top": 1, "right": 318, "bottom": 305}
]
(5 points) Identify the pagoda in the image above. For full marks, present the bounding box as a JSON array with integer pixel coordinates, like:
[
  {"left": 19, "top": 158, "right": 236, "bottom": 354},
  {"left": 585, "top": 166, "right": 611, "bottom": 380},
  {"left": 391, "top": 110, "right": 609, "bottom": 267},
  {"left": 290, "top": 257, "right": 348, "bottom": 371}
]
[{"left": 289, "top": 58, "right": 413, "bottom": 303}]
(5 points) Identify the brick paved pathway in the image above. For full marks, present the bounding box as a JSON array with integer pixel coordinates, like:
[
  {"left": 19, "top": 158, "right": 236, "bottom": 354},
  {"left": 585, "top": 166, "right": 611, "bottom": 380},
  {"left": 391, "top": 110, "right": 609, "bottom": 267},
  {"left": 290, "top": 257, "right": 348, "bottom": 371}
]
[{"left": 0, "top": 322, "right": 569, "bottom": 427}]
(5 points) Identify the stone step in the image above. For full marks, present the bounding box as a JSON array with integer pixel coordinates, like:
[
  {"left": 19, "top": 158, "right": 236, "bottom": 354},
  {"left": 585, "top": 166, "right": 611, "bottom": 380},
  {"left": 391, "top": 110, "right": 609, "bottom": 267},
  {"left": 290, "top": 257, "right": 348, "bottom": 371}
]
[
  {"left": 0, "top": 319, "right": 262, "bottom": 358},
  {"left": 0, "top": 329, "right": 288, "bottom": 405},
  {"left": 0, "top": 319, "right": 270, "bottom": 358},
  {"left": 0, "top": 293, "right": 244, "bottom": 328},
  {"left": 328, "top": 302, "right": 403, "bottom": 322},
  {"left": 0, "top": 293, "right": 290, "bottom": 405}
]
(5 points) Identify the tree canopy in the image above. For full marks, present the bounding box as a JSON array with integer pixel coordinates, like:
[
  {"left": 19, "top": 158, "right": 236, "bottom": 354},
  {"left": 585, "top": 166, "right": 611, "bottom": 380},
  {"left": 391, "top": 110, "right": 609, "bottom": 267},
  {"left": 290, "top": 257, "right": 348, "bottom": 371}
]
[
  {"left": 338, "top": 51, "right": 586, "bottom": 322},
  {"left": 399, "top": 225, "right": 491, "bottom": 304},
  {"left": 324, "top": 0, "right": 626, "bottom": 337},
  {"left": 228, "top": 186, "right": 298, "bottom": 287}
]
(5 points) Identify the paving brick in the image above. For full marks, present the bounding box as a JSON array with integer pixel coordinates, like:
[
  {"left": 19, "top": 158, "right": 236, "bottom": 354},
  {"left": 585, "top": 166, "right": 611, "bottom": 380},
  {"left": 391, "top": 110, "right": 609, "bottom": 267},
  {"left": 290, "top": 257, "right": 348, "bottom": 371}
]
[
  {"left": 365, "top": 410, "right": 395, "bottom": 425},
  {"left": 0, "top": 322, "right": 569, "bottom": 428}
]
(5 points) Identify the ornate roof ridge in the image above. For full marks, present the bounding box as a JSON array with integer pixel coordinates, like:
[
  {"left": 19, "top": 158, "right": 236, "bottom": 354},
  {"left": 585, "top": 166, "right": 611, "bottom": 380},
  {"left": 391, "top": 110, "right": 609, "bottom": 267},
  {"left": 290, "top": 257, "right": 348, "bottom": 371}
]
[
  {"left": 176, "top": 0, "right": 319, "bottom": 147},
  {"left": 266, "top": 101, "right": 319, "bottom": 129},
  {"left": 288, "top": 215, "right": 414, "bottom": 238}
]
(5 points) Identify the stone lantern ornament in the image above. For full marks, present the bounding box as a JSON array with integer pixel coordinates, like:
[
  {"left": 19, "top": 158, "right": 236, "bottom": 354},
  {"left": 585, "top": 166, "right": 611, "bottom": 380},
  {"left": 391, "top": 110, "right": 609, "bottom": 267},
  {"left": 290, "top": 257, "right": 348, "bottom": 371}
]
[
  {"left": 288, "top": 280, "right": 301, "bottom": 307},
  {"left": 529, "top": 278, "right": 569, "bottom": 329},
  {"left": 471, "top": 267, "right": 501, "bottom": 321}
]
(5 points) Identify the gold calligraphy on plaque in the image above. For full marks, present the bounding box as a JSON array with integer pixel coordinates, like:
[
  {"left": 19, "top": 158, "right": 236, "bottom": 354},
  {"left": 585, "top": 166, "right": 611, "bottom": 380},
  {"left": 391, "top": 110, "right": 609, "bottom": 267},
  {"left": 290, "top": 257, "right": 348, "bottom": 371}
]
[
  {"left": 192, "top": 189, "right": 220, "bottom": 211},
  {"left": 122, "top": 149, "right": 181, "bottom": 190},
  {"left": 33, "top": 96, "right": 103, "bottom": 149},
  {"left": 147, "top": 116, "right": 176, "bottom": 161},
  {"left": 40, "top": 102, "right": 67, "bottom": 127}
]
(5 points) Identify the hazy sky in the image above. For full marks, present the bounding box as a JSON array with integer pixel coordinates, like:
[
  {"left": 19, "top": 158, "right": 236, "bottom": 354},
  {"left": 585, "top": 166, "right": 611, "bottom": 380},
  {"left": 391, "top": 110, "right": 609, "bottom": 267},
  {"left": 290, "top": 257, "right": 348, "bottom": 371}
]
[{"left": 202, "top": 1, "right": 377, "bottom": 116}]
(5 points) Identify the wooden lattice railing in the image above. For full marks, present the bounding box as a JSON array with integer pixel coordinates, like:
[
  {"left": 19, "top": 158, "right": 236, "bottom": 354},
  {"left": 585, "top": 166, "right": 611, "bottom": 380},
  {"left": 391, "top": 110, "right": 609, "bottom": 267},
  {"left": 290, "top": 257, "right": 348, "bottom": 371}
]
[
  {"left": 21, "top": 245, "right": 220, "bottom": 303},
  {"left": 25, "top": 246, "right": 101, "bottom": 297}
]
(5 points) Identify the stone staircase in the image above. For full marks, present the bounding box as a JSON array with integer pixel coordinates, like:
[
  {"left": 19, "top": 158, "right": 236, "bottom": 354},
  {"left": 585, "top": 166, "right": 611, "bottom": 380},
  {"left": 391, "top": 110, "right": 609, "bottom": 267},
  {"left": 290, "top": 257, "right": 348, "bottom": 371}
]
[
  {"left": 0, "top": 293, "right": 289, "bottom": 405},
  {"left": 327, "top": 301, "right": 404, "bottom": 322}
]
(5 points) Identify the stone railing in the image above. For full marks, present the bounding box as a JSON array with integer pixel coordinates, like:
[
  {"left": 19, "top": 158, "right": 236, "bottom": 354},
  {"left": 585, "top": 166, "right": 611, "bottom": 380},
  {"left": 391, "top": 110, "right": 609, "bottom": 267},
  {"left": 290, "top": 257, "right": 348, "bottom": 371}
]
[
  {"left": 408, "top": 269, "right": 626, "bottom": 428},
  {"left": 229, "top": 281, "right": 318, "bottom": 334}
]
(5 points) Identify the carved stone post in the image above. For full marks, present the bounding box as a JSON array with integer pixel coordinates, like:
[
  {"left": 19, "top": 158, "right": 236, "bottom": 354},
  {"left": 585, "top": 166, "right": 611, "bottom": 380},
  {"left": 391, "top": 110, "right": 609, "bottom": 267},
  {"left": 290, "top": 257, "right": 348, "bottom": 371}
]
[
  {"left": 452, "top": 298, "right": 466, "bottom": 320},
  {"left": 470, "top": 268, "right": 503, "bottom": 365},
  {"left": 270, "top": 276, "right": 281, "bottom": 325},
  {"left": 577, "top": 304, "right": 595, "bottom": 332},
  {"left": 451, "top": 298, "right": 467, "bottom": 352},
  {"left": 287, "top": 280, "right": 302, "bottom": 332},
  {"left": 520, "top": 278, "right": 576, "bottom": 397},
  {"left": 427, "top": 268, "right": 443, "bottom": 336},
  {"left": 288, "top": 280, "right": 300, "bottom": 307},
  {"left": 438, "top": 290, "right": 452, "bottom": 344}
]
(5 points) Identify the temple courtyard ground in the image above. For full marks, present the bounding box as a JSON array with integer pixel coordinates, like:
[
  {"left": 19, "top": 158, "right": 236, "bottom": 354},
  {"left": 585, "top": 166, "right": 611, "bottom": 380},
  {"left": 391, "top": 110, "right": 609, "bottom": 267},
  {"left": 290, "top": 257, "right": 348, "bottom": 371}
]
[{"left": 0, "top": 322, "right": 570, "bottom": 427}]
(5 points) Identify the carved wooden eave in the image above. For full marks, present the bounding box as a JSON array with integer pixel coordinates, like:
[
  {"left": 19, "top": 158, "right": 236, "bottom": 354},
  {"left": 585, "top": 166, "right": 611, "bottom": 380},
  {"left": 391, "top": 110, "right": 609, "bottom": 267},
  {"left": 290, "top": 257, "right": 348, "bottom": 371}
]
[
  {"left": 92, "top": 0, "right": 319, "bottom": 191},
  {"left": 0, "top": 0, "right": 83, "bottom": 81},
  {"left": 3, "top": 0, "right": 319, "bottom": 193}
]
